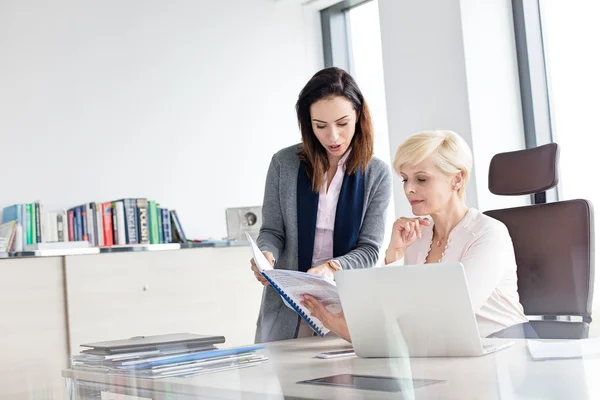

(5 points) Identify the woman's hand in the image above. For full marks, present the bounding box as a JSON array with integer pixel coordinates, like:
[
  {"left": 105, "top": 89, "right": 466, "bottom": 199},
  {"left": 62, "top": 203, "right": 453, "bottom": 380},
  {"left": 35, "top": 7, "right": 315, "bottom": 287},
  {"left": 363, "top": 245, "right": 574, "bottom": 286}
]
[
  {"left": 250, "top": 251, "right": 275, "bottom": 286},
  {"left": 300, "top": 294, "right": 351, "bottom": 342},
  {"left": 307, "top": 263, "right": 335, "bottom": 280},
  {"left": 385, "top": 217, "right": 430, "bottom": 264}
]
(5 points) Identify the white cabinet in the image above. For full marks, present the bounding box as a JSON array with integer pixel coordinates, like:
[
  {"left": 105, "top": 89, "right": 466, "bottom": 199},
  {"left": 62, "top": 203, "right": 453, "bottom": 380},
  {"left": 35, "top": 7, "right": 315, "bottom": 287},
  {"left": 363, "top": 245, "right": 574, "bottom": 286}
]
[
  {"left": 64, "top": 246, "right": 263, "bottom": 356},
  {"left": 0, "top": 257, "right": 69, "bottom": 400}
]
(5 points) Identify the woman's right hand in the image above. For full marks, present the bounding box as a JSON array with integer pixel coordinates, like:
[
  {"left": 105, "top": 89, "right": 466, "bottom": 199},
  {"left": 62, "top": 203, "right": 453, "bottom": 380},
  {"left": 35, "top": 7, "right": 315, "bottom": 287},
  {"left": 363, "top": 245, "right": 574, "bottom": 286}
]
[
  {"left": 250, "top": 251, "right": 275, "bottom": 286},
  {"left": 385, "top": 217, "right": 430, "bottom": 264}
]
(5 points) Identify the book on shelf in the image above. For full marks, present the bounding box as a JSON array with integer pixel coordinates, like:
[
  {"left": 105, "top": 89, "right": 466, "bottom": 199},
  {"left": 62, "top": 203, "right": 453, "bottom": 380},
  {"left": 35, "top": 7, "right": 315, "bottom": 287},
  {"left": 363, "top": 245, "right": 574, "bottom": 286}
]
[
  {"left": 170, "top": 210, "right": 187, "bottom": 243},
  {"left": 26, "top": 204, "right": 33, "bottom": 245},
  {"left": 67, "top": 210, "right": 74, "bottom": 241},
  {"left": 34, "top": 202, "right": 41, "bottom": 244},
  {"left": 86, "top": 203, "right": 96, "bottom": 247},
  {"left": 118, "top": 199, "right": 138, "bottom": 244},
  {"left": 102, "top": 202, "right": 113, "bottom": 246},
  {"left": 36, "top": 201, "right": 45, "bottom": 243},
  {"left": 73, "top": 206, "right": 82, "bottom": 242},
  {"left": 136, "top": 199, "right": 150, "bottom": 244},
  {"left": 162, "top": 208, "right": 173, "bottom": 244},
  {"left": 116, "top": 201, "right": 127, "bottom": 245},
  {"left": 81, "top": 205, "right": 89, "bottom": 243},
  {"left": 2, "top": 204, "right": 25, "bottom": 251},
  {"left": 0, "top": 221, "right": 17, "bottom": 252},
  {"left": 95, "top": 203, "right": 104, "bottom": 247},
  {"left": 111, "top": 202, "right": 118, "bottom": 245},
  {"left": 157, "top": 206, "right": 164, "bottom": 244},
  {"left": 148, "top": 200, "right": 160, "bottom": 245}
]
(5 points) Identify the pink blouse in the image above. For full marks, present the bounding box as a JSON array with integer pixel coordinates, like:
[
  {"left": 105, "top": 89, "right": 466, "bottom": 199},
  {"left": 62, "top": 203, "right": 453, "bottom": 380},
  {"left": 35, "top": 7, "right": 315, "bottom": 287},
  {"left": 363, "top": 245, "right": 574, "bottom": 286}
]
[{"left": 311, "top": 151, "right": 351, "bottom": 268}]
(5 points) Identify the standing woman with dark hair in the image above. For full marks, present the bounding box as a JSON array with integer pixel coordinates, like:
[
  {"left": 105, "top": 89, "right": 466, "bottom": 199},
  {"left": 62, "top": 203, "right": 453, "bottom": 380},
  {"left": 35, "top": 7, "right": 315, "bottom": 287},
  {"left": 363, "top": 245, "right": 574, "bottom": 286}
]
[{"left": 250, "top": 67, "right": 392, "bottom": 343}]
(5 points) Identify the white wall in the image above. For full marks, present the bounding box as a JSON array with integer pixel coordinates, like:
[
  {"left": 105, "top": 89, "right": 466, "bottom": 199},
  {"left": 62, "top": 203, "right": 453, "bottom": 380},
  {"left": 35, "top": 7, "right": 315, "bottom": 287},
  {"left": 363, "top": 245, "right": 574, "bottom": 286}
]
[
  {"left": 377, "top": 0, "right": 527, "bottom": 219},
  {"left": 377, "top": 0, "right": 478, "bottom": 219},
  {"left": 0, "top": 0, "right": 322, "bottom": 239}
]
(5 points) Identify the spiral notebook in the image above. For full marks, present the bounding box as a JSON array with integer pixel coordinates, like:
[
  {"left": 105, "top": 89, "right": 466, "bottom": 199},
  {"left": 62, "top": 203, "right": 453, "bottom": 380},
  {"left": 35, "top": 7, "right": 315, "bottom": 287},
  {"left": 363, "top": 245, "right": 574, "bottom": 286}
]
[{"left": 247, "top": 233, "right": 341, "bottom": 336}]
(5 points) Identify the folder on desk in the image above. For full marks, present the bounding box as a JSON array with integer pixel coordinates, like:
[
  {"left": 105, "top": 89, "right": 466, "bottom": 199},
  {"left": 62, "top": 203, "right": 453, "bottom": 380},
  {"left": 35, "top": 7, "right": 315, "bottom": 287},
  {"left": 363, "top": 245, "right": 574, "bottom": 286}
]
[
  {"left": 81, "top": 333, "right": 226, "bottom": 355},
  {"left": 72, "top": 339, "right": 267, "bottom": 378},
  {"left": 247, "top": 233, "right": 341, "bottom": 336},
  {"left": 126, "top": 345, "right": 265, "bottom": 369}
]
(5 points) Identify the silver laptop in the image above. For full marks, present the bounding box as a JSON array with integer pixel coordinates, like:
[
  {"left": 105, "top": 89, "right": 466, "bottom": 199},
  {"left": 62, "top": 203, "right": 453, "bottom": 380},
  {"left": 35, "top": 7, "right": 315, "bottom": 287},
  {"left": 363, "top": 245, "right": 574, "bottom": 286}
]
[{"left": 335, "top": 263, "right": 513, "bottom": 357}]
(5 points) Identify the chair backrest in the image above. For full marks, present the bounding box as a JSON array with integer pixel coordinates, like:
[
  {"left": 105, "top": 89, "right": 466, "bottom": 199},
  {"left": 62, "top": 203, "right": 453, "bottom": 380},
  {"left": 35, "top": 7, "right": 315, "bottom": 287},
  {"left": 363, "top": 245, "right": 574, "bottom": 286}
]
[{"left": 484, "top": 144, "right": 595, "bottom": 323}]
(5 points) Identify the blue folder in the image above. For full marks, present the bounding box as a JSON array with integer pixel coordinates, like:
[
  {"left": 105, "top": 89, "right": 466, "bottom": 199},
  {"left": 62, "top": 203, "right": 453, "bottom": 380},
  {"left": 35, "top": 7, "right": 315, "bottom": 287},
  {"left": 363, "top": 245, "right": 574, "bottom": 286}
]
[{"left": 130, "top": 345, "right": 265, "bottom": 369}]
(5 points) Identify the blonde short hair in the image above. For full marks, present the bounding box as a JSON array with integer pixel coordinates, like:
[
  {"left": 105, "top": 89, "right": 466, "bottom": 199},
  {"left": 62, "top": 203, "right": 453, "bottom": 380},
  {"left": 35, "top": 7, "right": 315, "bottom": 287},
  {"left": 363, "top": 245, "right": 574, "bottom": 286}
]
[{"left": 393, "top": 130, "right": 473, "bottom": 199}]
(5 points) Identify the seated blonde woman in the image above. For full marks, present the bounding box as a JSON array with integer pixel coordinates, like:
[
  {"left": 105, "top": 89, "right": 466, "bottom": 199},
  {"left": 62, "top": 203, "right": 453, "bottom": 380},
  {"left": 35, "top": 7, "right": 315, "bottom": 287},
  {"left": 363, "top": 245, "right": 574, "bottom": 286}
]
[{"left": 301, "top": 130, "right": 531, "bottom": 341}]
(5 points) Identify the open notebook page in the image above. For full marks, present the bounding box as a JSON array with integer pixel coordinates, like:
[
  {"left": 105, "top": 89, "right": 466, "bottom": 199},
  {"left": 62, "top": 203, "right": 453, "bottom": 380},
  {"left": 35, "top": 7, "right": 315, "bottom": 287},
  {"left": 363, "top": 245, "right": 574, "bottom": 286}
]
[{"left": 247, "top": 233, "right": 341, "bottom": 335}]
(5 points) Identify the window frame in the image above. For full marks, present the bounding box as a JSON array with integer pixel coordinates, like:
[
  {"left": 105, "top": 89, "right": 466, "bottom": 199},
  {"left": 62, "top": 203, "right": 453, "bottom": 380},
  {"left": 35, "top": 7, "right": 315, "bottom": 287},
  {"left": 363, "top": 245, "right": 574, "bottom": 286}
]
[
  {"left": 320, "top": 0, "right": 373, "bottom": 73},
  {"left": 512, "top": 0, "right": 558, "bottom": 203}
]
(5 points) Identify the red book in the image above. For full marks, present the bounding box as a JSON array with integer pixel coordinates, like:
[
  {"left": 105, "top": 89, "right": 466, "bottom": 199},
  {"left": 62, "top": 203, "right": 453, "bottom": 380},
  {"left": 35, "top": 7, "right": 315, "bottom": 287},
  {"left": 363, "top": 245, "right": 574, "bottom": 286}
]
[
  {"left": 102, "top": 202, "right": 114, "bottom": 246},
  {"left": 67, "top": 210, "right": 75, "bottom": 242}
]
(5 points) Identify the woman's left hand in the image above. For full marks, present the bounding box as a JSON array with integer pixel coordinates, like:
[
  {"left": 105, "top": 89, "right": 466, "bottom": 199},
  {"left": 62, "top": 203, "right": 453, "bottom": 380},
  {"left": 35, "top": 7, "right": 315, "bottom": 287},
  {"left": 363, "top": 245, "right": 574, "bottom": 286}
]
[
  {"left": 307, "top": 263, "right": 335, "bottom": 280},
  {"left": 300, "top": 294, "right": 351, "bottom": 342}
]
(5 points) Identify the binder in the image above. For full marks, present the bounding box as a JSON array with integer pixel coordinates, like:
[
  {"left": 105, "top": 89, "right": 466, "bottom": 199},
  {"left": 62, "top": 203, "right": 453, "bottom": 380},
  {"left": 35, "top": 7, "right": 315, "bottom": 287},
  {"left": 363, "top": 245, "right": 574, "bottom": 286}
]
[
  {"left": 271, "top": 275, "right": 327, "bottom": 336},
  {"left": 246, "top": 233, "right": 340, "bottom": 337}
]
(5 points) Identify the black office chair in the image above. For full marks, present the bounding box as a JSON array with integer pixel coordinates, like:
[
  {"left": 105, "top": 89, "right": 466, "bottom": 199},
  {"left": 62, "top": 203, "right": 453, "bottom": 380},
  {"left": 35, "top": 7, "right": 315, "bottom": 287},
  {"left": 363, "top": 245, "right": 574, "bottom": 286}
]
[{"left": 484, "top": 143, "right": 595, "bottom": 339}]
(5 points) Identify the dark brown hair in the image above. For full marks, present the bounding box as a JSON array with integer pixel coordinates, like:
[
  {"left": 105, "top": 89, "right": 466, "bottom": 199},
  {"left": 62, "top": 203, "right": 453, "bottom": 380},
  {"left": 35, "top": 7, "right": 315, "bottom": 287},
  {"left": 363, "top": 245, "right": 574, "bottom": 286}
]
[{"left": 296, "top": 67, "right": 374, "bottom": 192}]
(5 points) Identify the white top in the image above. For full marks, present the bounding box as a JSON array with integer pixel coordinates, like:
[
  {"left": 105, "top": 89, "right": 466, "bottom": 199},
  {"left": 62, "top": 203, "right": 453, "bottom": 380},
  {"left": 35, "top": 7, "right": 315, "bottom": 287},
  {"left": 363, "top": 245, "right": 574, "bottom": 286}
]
[
  {"left": 311, "top": 150, "right": 350, "bottom": 267},
  {"left": 389, "top": 208, "right": 528, "bottom": 337}
]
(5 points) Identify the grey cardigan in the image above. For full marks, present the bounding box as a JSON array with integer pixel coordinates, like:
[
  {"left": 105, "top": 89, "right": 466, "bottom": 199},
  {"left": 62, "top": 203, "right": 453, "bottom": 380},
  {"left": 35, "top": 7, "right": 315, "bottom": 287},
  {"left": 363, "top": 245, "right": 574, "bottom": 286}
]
[{"left": 255, "top": 144, "right": 392, "bottom": 343}]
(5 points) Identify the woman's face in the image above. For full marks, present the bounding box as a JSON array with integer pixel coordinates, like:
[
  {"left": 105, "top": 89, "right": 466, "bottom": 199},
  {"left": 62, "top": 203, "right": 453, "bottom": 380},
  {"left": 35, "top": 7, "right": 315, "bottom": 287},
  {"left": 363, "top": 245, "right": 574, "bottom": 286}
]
[
  {"left": 400, "top": 156, "right": 460, "bottom": 216},
  {"left": 310, "top": 96, "right": 357, "bottom": 160}
]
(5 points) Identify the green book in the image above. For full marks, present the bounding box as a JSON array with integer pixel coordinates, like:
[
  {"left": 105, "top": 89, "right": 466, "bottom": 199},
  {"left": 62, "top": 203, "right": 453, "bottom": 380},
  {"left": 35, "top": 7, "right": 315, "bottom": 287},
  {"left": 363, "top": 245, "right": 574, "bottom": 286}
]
[
  {"left": 156, "top": 206, "right": 163, "bottom": 244},
  {"left": 26, "top": 203, "right": 32, "bottom": 245},
  {"left": 148, "top": 200, "right": 159, "bottom": 244},
  {"left": 29, "top": 203, "right": 38, "bottom": 245},
  {"left": 31, "top": 203, "right": 38, "bottom": 244}
]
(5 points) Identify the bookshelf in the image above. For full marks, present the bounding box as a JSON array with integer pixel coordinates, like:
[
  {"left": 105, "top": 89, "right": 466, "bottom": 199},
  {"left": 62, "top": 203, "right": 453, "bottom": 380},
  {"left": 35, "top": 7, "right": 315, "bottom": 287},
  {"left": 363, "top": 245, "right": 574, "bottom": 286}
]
[
  {"left": 1, "top": 198, "right": 189, "bottom": 253},
  {"left": 1, "top": 240, "right": 246, "bottom": 258}
]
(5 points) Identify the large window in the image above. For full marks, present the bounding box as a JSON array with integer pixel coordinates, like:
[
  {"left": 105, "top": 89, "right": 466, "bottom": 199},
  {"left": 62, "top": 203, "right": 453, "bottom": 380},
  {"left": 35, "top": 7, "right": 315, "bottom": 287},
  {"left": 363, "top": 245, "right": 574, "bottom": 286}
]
[
  {"left": 514, "top": 0, "right": 598, "bottom": 245},
  {"left": 321, "top": 0, "right": 391, "bottom": 169},
  {"left": 538, "top": 3, "right": 599, "bottom": 318},
  {"left": 538, "top": 1, "right": 600, "bottom": 205},
  {"left": 346, "top": 0, "right": 391, "bottom": 173},
  {"left": 321, "top": 0, "right": 394, "bottom": 256}
]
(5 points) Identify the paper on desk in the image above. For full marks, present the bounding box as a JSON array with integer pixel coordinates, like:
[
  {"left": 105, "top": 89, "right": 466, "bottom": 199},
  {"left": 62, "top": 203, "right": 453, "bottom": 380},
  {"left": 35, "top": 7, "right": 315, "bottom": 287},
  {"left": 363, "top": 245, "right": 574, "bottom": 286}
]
[{"left": 527, "top": 338, "right": 600, "bottom": 360}]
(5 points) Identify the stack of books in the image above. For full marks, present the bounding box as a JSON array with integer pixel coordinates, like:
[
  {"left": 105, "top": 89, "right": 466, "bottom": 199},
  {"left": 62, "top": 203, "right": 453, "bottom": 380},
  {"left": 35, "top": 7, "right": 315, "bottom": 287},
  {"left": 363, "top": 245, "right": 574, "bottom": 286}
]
[
  {"left": 65, "top": 199, "right": 186, "bottom": 247},
  {"left": 1, "top": 198, "right": 187, "bottom": 252},
  {"left": 71, "top": 333, "right": 267, "bottom": 379}
]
